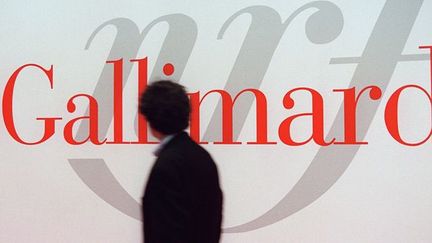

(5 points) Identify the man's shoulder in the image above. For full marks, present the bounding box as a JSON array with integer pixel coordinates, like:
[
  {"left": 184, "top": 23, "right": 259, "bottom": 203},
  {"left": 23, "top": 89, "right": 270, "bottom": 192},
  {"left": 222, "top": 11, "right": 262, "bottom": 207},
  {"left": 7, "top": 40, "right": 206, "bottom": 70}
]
[
  {"left": 158, "top": 132, "right": 215, "bottom": 168},
  {"left": 164, "top": 132, "right": 209, "bottom": 155}
]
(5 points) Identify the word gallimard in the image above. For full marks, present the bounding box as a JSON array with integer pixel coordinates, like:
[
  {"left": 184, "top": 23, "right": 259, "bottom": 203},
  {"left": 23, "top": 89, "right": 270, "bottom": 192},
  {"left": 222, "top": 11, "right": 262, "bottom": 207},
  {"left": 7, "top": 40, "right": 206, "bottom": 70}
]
[{"left": 3, "top": 46, "right": 432, "bottom": 146}]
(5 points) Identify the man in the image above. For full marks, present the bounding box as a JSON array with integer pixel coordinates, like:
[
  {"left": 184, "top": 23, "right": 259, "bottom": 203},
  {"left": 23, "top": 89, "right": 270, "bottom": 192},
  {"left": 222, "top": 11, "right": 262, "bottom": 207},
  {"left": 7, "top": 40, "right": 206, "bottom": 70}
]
[{"left": 139, "top": 80, "right": 223, "bottom": 243}]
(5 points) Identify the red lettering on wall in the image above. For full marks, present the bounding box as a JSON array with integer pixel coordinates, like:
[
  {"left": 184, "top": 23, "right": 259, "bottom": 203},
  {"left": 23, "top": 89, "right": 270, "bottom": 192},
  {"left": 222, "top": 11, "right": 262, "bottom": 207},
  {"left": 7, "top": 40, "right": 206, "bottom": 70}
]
[
  {"left": 64, "top": 94, "right": 106, "bottom": 145},
  {"left": 189, "top": 89, "right": 276, "bottom": 145},
  {"left": 333, "top": 86, "right": 382, "bottom": 145},
  {"left": 2, "top": 64, "right": 61, "bottom": 145},
  {"left": 278, "top": 87, "right": 334, "bottom": 146},
  {"left": 385, "top": 85, "right": 432, "bottom": 146}
]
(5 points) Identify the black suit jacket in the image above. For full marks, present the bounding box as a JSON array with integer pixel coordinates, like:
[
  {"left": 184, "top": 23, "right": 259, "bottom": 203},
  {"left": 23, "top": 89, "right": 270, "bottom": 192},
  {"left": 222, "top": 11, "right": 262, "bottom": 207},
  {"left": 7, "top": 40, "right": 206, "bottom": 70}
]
[{"left": 142, "top": 132, "right": 223, "bottom": 243}]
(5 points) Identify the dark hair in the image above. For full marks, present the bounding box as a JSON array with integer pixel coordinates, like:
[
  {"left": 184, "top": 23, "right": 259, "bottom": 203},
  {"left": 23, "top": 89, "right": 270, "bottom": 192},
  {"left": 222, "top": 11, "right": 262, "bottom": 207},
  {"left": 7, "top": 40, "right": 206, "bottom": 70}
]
[{"left": 139, "top": 80, "right": 190, "bottom": 135}]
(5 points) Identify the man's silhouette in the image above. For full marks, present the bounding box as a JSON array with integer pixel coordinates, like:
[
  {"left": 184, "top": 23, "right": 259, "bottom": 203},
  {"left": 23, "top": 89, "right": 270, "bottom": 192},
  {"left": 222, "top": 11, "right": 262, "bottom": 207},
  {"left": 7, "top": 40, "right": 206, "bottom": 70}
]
[{"left": 139, "top": 80, "right": 223, "bottom": 243}]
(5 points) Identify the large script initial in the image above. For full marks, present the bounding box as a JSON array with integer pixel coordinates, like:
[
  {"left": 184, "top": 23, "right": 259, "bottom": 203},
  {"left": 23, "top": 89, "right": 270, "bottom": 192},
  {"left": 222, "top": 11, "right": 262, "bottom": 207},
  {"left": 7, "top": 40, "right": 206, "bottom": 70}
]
[{"left": 69, "top": 15, "right": 197, "bottom": 220}]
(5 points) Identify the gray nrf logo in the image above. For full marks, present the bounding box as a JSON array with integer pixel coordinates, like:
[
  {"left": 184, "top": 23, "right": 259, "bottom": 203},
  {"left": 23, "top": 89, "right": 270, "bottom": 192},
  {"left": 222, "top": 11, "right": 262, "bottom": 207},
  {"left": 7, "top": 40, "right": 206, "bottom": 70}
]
[{"left": 69, "top": 0, "right": 426, "bottom": 233}]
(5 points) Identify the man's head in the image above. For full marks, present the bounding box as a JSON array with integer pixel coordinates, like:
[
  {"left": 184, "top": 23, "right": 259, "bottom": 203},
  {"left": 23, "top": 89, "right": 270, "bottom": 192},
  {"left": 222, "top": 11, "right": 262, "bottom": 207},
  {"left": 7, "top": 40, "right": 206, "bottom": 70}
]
[{"left": 139, "top": 80, "right": 190, "bottom": 138}]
